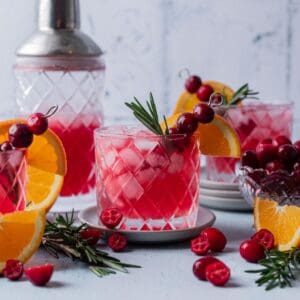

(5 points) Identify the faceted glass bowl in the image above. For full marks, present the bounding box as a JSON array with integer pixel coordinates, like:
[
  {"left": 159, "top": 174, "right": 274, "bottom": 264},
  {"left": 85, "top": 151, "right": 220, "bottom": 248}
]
[
  {"left": 94, "top": 126, "right": 201, "bottom": 231},
  {"left": 206, "top": 102, "right": 293, "bottom": 183}
]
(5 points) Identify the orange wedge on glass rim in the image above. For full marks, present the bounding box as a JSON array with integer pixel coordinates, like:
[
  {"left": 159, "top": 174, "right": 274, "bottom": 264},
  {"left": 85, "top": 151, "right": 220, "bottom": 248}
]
[
  {"left": 0, "top": 119, "right": 66, "bottom": 212},
  {"left": 162, "top": 114, "right": 241, "bottom": 158},
  {"left": 254, "top": 197, "right": 300, "bottom": 251},
  {"left": 173, "top": 80, "right": 234, "bottom": 115},
  {"left": 0, "top": 209, "right": 46, "bottom": 272}
]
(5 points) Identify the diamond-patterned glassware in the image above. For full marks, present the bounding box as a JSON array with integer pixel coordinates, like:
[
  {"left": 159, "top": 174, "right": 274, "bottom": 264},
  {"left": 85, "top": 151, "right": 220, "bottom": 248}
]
[
  {"left": 14, "top": 57, "right": 105, "bottom": 201},
  {"left": 206, "top": 103, "right": 293, "bottom": 183},
  {"left": 0, "top": 150, "right": 27, "bottom": 214},
  {"left": 94, "top": 126, "right": 201, "bottom": 231}
]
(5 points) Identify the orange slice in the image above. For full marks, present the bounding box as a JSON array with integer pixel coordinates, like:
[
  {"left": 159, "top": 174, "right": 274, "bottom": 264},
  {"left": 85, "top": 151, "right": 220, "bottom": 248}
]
[
  {"left": 0, "top": 209, "right": 46, "bottom": 272},
  {"left": 0, "top": 119, "right": 66, "bottom": 212},
  {"left": 163, "top": 114, "right": 241, "bottom": 157},
  {"left": 173, "top": 81, "right": 234, "bottom": 115},
  {"left": 254, "top": 197, "right": 300, "bottom": 251}
]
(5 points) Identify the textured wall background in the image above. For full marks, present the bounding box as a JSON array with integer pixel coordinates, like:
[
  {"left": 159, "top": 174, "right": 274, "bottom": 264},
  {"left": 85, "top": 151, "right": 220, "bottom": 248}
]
[{"left": 0, "top": 0, "right": 299, "bottom": 133}]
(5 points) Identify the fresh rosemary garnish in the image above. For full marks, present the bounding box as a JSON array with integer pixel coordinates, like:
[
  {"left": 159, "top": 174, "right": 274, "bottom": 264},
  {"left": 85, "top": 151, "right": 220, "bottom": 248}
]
[
  {"left": 246, "top": 247, "right": 300, "bottom": 290},
  {"left": 41, "top": 212, "right": 140, "bottom": 277},
  {"left": 125, "top": 93, "right": 169, "bottom": 136},
  {"left": 229, "top": 83, "right": 259, "bottom": 105}
]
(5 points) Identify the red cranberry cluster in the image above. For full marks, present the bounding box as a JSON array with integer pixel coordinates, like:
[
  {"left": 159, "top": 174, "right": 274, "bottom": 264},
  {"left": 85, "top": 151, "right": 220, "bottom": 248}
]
[
  {"left": 1, "top": 106, "right": 57, "bottom": 152},
  {"left": 185, "top": 75, "right": 214, "bottom": 102},
  {"left": 240, "top": 229, "right": 274, "bottom": 263},
  {"left": 191, "top": 227, "right": 230, "bottom": 286},
  {"left": 241, "top": 135, "right": 300, "bottom": 183},
  {"left": 2, "top": 259, "right": 54, "bottom": 286}
]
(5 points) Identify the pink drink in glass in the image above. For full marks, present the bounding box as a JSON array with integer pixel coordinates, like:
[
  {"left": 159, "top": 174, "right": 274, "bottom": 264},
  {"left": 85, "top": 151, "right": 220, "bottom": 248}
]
[
  {"left": 95, "top": 127, "right": 200, "bottom": 231},
  {"left": 206, "top": 103, "right": 293, "bottom": 182},
  {"left": 0, "top": 150, "right": 27, "bottom": 214},
  {"left": 49, "top": 113, "right": 102, "bottom": 196}
]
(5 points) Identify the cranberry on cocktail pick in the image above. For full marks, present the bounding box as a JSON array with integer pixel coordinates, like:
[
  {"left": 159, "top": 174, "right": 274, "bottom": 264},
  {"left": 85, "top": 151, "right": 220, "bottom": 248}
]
[
  {"left": 9, "top": 123, "right": 33, "bottom": 148},
  {"left": 0, "top": 141, "right": 13, "bottom": 151},
  {"left": 193, "top": 103, "right": 215, "bottom": 124},
  {"left": 196, "top": 84, "right": 214, "bottom": 102},
  {"left": 27, "top": 105, "right": 58, "bottom": 135},
  {"left": 185, "top": 75, "right": 202, "bottom": 94},
  {"left": 176, "top": 112, "right": 198, "bottom": 134}
]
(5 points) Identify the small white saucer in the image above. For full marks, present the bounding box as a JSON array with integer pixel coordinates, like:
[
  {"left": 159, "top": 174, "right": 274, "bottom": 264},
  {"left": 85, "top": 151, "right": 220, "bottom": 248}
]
[
  {"left": 78, "top": 206, "right": 216, "bottom": 243},
  {"left": 200, "top": 195, "right": 251, "bottom": 211},
  {"left": 200, "top": 187, "right": 242, "bottom": 199}
]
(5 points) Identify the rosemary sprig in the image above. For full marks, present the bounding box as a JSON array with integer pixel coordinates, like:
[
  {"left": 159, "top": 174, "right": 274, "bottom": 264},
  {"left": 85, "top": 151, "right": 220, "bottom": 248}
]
[
  {"left": 125, "top": 93, "right": 169, "bottom": 136},
  {"left": 229, "top": 83, "right": 259, "bottom": 105},
  {"left": 41, "top": 212, "right": 140, "bottom": 277},
  {"left": 246, "top": 247, "right": 300, "bottom": 290}
]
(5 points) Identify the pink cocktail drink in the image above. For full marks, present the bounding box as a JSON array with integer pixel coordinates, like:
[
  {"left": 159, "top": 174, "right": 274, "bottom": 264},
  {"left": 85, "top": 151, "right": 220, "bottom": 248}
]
[
  {"left": 95, "top": 127, "right": 200, "bottom": 230},
  {"left": 0, "top": 150, "right": 27, "bottom": 214},
  {"left": 206, "top": 103, "right": 293, "bottom": 182},
  {"left": 49, "top": 113, "right": 102, "bottom": 197}
]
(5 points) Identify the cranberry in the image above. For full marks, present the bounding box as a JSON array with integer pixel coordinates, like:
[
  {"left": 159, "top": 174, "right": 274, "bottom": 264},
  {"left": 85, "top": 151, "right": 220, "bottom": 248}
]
[
  {"left": 25, "top": 264, "right": 54, "bottom": 286},
  {"left": 278, "top": 144, "right": 298, "bottom": 163},
  {"left": 196, "top": 84, "right": 214, "bottom": 102},
  {"left": 265, "top": 160, "right": 285, "bottom": 174},
  {"left": 273, "top": 135, "right": 292, "bottom": 148},
  {"left": 2, "top": 259, "right": 24, "bottom": 281},
  {"left": 0, "top": 141, "right": 13, "bottom": 151},
  {"left": 107, "top": 233, "right": 127, "bottom": 252},
  {"left": 239, "top": 240, "right": 265, "bottom": 263},
  {"left": 201, "top": 227, "right": 227, "bottom": 252},
  {"left": 100, "top": 208, "right": 123, "bottom": 229},
  {"left": 193, "top": 256, "right": 219, "bottom": 281},
  {"left": 251, "top": 229, "right": 275, "bottom": 251},
  {"left": 248, "top": 169, "right": 267, "bottom": 184},
  {"left": 256, "top": 143, "right": 277, "bottom": 164},
  {"left": 241, "top": 150, "right": 259, "bottom": 169},
  {"left": 190, "top": 235, "right": 210, "bottom": 255},
  {"left": 293, "top": 140, "right": 300, "bottom": 152},
  {"left": 185, "top": 75, "right": 202, "bottom": 93},
  {"left": 205, "top": 261, "right": 230, "bottom": 286},
  {"left": 193, "top": 103, "right": 215, "bottom": 124},
  {"left": 168, "top": 127, "right": 180, "bottom": 135},
  {"left": 8, "top": 123, "right": 33, "bottom": 148},
  {"left": 176, "top": 112, "right": 198, "bottom": 134},
  {"left": 79, "top": 228, "right": 102, "bottom": 245},
  {"left": 27, "top": 112, "right": 48, "bottom": 135}
]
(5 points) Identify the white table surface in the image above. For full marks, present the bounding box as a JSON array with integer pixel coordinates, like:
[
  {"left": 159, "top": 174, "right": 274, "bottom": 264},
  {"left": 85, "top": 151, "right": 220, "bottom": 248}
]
[{"left": 1, "top": 208, "right": 299, "bottom": 300}]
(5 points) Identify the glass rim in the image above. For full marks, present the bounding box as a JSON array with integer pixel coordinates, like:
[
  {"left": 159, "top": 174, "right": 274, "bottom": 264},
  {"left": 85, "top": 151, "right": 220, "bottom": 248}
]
[
  {"left": 0, "top": 148, "right": 26, "bottom": 157},
  {"left": 94, "top": 125, "right": 190, "bottom": 140}
]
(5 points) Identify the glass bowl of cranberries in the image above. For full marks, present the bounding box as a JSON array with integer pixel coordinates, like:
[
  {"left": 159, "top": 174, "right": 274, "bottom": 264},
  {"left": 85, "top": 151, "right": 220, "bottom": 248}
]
[{"left": 238, "top": 136, "right": 300, "bottom": 206}]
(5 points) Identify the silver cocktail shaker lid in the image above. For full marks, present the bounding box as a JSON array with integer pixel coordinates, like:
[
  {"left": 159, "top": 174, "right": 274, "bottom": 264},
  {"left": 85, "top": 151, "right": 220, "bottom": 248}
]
[{"left": 16, "top": 0, "right": 102, "bottom": 57}]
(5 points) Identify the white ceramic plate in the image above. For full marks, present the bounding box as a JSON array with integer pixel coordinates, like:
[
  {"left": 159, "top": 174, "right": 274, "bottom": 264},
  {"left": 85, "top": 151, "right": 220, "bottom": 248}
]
[
  {"left": 200, "top": 195, "right": 252, "bottom": 211},
  {"left": 200, "top": 187, "right": 242, "bottom": 199},
  {"left": 78, "top": 206, "right": 216, "bottom": 243},
  {"left": 200, "top": 179, "right": 239, "bottom": 191}
]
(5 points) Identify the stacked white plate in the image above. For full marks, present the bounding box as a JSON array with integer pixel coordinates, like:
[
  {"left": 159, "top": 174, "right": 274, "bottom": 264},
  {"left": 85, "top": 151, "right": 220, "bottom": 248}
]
[{"left": 200, "top": 177, "right": 252, "bottom": 212}]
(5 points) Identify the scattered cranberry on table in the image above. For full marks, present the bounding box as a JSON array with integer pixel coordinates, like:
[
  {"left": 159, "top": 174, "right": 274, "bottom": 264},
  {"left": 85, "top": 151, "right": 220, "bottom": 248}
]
[
  {"left": 201, "top": 227, "right": 227, "bottom": 252},
  {"left": 191, "top": 235, "right": 210, "bottom": 255},
  {"left": 251, "top": 229, "right": 275, "bottom": 251},
  {"left": 25, "top": 264, "right": 54, "bottom": 286},
  {"left": 2, "top": 259, "right": 24, "bottom": 281},
  {"left": 107, "top": 233, "right": 127, "bottom": 252},
  {"left": 100, "top": 207, "right": 123, "bottom": 229},
  {"left": 193, "top": 256, "right": 219, "bottom": 281},
  {"left": 205, "top": 261, "right": 231, "bottom": 286},
  {"left": 79, "top": 228, "right": 102, "bottom": 245},
  {"left": 239, "top": 240, "right": 266, "bottom": 263}
]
